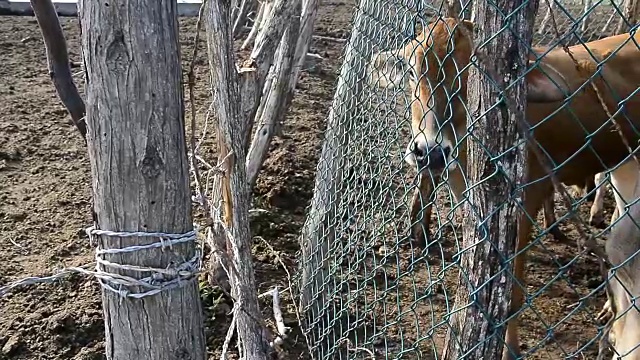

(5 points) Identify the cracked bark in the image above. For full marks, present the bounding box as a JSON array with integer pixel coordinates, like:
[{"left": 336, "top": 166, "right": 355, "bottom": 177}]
[
  {"left": 80, "top": 1, "right": 206, "bottom": 359},
  {"left": 204, "top": 0, "right": 270, "bottom": 358},
  {"left": 441, "top": 0, "right": 539, "bottom": 358}
]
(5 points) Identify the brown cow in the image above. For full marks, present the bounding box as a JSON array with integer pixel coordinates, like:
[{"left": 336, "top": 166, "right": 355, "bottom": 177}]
[{"left": 369, "top": 17, "right": 640, "bottom": 359}]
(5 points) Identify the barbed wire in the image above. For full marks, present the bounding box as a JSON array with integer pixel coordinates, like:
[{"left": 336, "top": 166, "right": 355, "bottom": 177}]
[{"left": 0, "top": 226, "right": 201, "bottom": 298}]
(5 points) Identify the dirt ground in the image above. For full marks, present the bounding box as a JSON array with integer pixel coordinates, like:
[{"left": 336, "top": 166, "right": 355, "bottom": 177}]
[{"left": 0, "top": 2, "right": 623, "bottom": 360}]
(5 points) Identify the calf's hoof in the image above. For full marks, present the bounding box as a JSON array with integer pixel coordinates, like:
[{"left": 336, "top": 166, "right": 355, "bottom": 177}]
[
  {"left": 597, "top": 299, "right": 614, "bottom": 325},
  {"left": 548, "top": 226, "right": 571, "bottom": 244},
  {"left": 589, "top": 214, "right": 607, "bottom": 229},
  {"left": 502, "top": 349, "right": 522, "bottom": 360},
  {"left": 410, "top": 226, "right": 429, "bottom": 248}
]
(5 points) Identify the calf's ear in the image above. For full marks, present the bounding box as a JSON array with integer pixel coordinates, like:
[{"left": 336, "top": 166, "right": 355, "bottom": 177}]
[
  {"left": 461, "top": 20, "right": 474, "bottom": 33},
  {"left": 368, "top": 48, "right": 411, "bottom": 89}
]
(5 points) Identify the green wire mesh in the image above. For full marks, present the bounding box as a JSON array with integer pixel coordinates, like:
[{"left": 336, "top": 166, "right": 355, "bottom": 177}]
[{"left": 293, "top": 0, "right": 640, "bottom": 358}]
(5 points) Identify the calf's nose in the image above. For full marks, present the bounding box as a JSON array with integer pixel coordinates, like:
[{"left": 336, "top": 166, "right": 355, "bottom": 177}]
[{"left": 412, "top": 142, "right": 451, "bottom": 170}]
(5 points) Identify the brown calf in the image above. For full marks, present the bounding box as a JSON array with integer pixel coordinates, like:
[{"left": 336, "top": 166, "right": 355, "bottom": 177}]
[{"left": 369, "top": 17, "right": 640, "bottom": 359}]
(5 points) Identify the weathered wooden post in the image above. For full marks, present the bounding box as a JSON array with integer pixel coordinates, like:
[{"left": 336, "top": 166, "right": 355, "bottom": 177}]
[
  {"left": 79, "top": 1, "right": 206, "bottom": 359},
  {"left": 441, "top": 0, "right": 539, "bottom": 358}
]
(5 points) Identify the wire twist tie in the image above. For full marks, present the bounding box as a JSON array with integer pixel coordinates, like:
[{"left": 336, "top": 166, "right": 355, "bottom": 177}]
[{"left": 84, "top": 226, "right": 201, "bottom": 299}]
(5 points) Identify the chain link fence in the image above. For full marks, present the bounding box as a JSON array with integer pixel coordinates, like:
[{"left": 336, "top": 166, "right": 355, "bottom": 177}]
[
  {"left": 534, "top": 0, "right": 632, "bottom": 45},
  {"left": 293, "top": 0, "right": 640, "bottom": 358}
]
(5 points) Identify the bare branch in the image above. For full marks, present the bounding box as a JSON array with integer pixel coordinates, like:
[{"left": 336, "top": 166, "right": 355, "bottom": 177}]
[
  {"left": 292, "top": 0, "right": 322, "bottom": 81},
  {"left": 269, "top": 287, "right": 288, "bottom": 349},
  {"left": 279, "top": 0, "right": 322, "bottom": 137},
  {"left": 240, "top": 0, "right": 298, "bottom": 156},
  {"left": 250, "top": 0, "right": 296, "bottom": 86},
  {"left": 241, "top": 1, "right": 267, "bottom": 50},
  {"left": 233, "top": 0, "right": 258, "bottom": 37},
  {"left": 31, "top": 0, "right": 87, "bottom": 142},
  {"left": 312, "top": 34, "right": 347, "bottom": 43},
  {"left": 246, "top": 8, "right": 301, "bottom": 188},
  {"left": 616, "top": 0, "right": 640, "bottom": 34},
  {"left": 245, "top": 0, "right": 321, "bottom": 185}
]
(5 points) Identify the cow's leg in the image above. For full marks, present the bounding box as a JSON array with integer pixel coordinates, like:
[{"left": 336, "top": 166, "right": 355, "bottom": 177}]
[
  {"left": 611, "top": 206, "right": 620, "bottom": 226},
  {"left": 542, "top": 191, "right": 571, "bottom": 243},
  {"left": 445, "top": 165, "right": 466, "bottom": 223},
  {"left": 542, "top": 193, "right": 555, "bottom": 229},
  {"left": 583, "top": 174, "right": 597, "bottom": 202},
  {"left": 503, "top": 180, "right": 552, "bottom": 360},
  {"left": 409, "top": 166, "right": 466, "bottom": 245},
  {"left": 590, "top": 172, "right": 608, "bottom": 228},
  {"left": 410, "top": 173, "right": 435, "bottom": 246}
]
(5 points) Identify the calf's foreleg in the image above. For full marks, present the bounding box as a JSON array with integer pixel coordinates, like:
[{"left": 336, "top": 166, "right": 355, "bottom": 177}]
[{"left": 410, "top": 174, "right": 435, "bottom": 246}]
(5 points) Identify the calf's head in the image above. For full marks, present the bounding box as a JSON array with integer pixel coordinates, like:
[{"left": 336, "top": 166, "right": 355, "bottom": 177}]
[{"left": 368, "top": 17, "right": 572, "bottom": 176}]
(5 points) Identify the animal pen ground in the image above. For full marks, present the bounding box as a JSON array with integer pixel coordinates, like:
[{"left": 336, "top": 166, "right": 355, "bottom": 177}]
[
  {"left": 0, "top": 4, "right": 351, "bottom": 357},
  {"left": 0, "top": 1, "right": 628, "bottom": 360}
]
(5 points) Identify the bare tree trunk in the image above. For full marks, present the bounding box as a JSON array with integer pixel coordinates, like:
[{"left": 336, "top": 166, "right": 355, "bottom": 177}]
[
  {"left": 31, "top": 0, "right": 86, "bottom": 141},
  {"left": 279, "top": 0, "right": 321, "bottom": 130},
  {"left": 246, "top": 11, "right": 301, "bottom": 189},
  {"left": 616, "top": 0, "right": 640, "bottom": 34},
  {"left": 233, "top": 0, "right": 258, "bottom": 37},
  {"left": 241, "top": 1, "right": 267, "bottom": 50},
  {"left": 289, "top": 0, "right": 321, "bottom": 95},
  {"left": 204, "top": 0, "right": 270, "bottom": 358},
  {"left": 248, "top": 0, "right": 297, "bottom": 104},
  {"left": 441, "top": 1, "right": 538, "bottom": 358},
  {"left": 245, "top": 0, "right": 322, "bottom": 186},
  {"left": 79, "top": 1, "right": 206, "bottom": 359}
]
